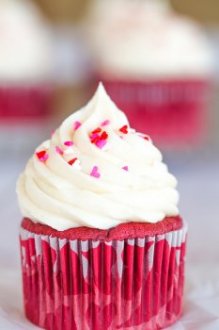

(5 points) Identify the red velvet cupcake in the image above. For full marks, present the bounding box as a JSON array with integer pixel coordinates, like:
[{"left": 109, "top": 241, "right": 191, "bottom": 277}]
[
  {"left": 17, "top": 84, "right": 187, "bottom": 329},
  {"left": 86, "top": 0, "right": 212, "bottom": 148},
  {"left": 0, "top": 0, "right": 53, "bottom": 120}
]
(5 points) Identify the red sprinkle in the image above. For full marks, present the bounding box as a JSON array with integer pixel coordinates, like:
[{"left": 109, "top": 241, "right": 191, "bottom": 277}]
[
  {"left": 36, "top": 150, "right": 48, "bottom": 162},
  {"left": 55, "top": 146, "right": 64, "bottom": 155},
  {"left": 101, "top": 119, "right": 110, "bottom": 127},
  {"left": 90, "top": 135, "right": 99, "bottom": 144},
  {"left": 119, "top": 125, "right": 128, "bottom": 134},
  {"left": 122, "top": 166, "right": 129, "bottom": 171},
  {"left": 89, "top": 128, "right": 109, "bottom": 149},
  {"left": 90, "top": 166, "right": 101, "bottom": 178},
  {"left": 91, "top": 127, "right": 102, "bottom": 135},
  {"left": 64, "top": 141, "right": 74, "bottom": 147},
  {"left": 143, "top": 135, "right": 150, "bottom": 141},
  {"left": 73, "top": 121, "right": 81, "bottom": 131},
  {"left": 100, "top": 131, "right": 108, "bottom": 140},
  {"left": 68, "top": 158, "right": 78, "bottom": 166}
]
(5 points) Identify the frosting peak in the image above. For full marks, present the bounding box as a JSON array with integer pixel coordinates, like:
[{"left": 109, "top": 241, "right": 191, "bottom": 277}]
[{"left": 17, "top": 84, "right": 179, "bottom": 230}]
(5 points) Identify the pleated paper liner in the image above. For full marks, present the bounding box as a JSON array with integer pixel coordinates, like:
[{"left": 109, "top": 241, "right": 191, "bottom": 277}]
[
  {"left": 97, "top": 78, "right": 210, "bottom": 147},
  {"left": 0, "top": 85, "right": 52, "bottom": 119},
  {"left": 20, "top": 220, "right": 187, "bottom": 330}
]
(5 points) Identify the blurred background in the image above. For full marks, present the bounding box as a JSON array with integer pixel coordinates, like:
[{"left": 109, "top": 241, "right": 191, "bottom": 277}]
[{"left": 0, "top": 0, "right": 219, "bottom": 328}]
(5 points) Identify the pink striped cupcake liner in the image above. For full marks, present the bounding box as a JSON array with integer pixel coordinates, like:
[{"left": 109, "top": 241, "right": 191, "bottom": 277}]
[{"left": 20, "top": 222, "right": 187, "bottom": 330}]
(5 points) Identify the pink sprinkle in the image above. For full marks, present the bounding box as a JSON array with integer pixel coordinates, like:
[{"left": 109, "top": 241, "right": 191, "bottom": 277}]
[
  {"left": 39, "top": 154, "right": 48, "bottom": 162},
  {"left": 91, "top": 127, "right": 102, "bottom": 134},
  {"left": 90, "top": 166, "right": 101, "bottom": 178},
  {"left": 64, "top": 141, "right": 74, "bottom": 147},
  {"left": 96, "top": 139, "right": 107, "bottom": 149},
  {"left": 73, "top": 121, "right": 81, "bottom": 131},
  {"left": 55, "top": 146, "right": 64, "bottom": 155},
  {"left": 101, "top": 119, "right": 110, "bottom": 127},
  {"left": 122, "top": 166, "right": 129, "bottom": 171},
  {"left": 40, "top": 154, "right": 48, "bottom": 162},
  {"left": 90, "top": 133, "right": 99, "bottom": 142}
]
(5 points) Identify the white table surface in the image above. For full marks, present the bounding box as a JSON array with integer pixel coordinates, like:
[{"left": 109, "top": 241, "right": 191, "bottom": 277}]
[{"left": 0, "top": 147, "right": 219, "bottom": 330}]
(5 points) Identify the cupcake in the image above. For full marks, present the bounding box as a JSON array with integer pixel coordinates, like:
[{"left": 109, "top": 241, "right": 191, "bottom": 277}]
[
  {"left": 85, "top": 0, "right": 212, "bottom": 148},
  {"left": 17, "top": 84, "right": 187, "bottom": 329},
  {"left": 0, "top": 0, "right": 53, "bottom": 120}
]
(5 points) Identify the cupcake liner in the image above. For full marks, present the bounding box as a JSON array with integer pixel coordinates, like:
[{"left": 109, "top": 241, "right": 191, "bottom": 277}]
[
  {"left": 20, "top": 222, "right": 187, "bottom": 330},
  {"left": 98, "top": 79, "right": 210, "bottom": 147},
  {"left": 0, "top": 85, "right": 52, "bottom": 119}
]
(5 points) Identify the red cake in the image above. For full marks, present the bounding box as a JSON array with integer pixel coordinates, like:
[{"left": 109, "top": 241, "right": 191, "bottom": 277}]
[{"left": 22, "top": 215, "right": 183, "bottom": 240}]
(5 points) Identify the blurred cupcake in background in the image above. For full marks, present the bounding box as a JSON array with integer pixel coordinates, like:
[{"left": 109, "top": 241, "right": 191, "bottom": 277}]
[
  {"left": 0, "top": 0, "right": 53, "bottom": 120},
  {"left": 85, "top": 0, "right": 213, "bottom": 148}
]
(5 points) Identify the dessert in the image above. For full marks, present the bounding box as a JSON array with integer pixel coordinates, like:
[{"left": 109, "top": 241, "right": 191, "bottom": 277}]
[
  {"left": 17, "top": 84, "right": 187, "bottom": 329},
  {"left": 85, "top": 0, "right": 212, "bottom": 147},
  {"left": 0, "top": 0, "right": 53, "bottom": 119}
]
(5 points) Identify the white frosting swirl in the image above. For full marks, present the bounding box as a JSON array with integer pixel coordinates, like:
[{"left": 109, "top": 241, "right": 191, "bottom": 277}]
[{"left": 17, "top": 84, "right": 179, "bottom": 230}]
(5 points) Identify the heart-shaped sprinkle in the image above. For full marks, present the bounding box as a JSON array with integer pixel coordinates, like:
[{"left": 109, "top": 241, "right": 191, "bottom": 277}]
[
  {"left": 36, "top": 150, "right": 49, "bottom": 162},
  {"left": 100, "top": 131, "right": 108, "bottom": 140},
  {"left": 96, "top": 139, "right": 107, "bottom": 149},
  {"left": 122, "top": 166, "right": 129, "bottom": 171},
  {"left": 64, "top": 141, "right": 74, "bottom": 147},
  {"left": 89, "top": 128, "right": 109, "bottom": 149},
  {"left": 119, "top": 125, "right": 128, "bottom": 134},
  {"left": 101, "top": 119, "right": 110, "bottom": 127},
  {"left": 73, "top": 121, "right": 81, "bottom": 131},
  {"left": 90, "top": 166, "right": 101, "bottom": 178},
  {"left": 90, "top": 134, "right": 99, "bottom": 144},
  {"left": 68, "top": 158, "right": 78, "bottom": 166},
  {"left": 91, "top": 127, "right": 102, "bottom": 135},
  {"left": 55, "top": 146, "right": 64, "bottom": 155},
  {"left": 68, "top": 158, "right": 81, "bottom": 170}
]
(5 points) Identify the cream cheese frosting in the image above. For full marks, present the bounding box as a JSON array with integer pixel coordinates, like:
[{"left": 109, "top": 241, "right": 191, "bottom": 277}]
[
  {"left": 86, "top": 0, "right": 212, "bottom": 79},
  {"left": 17, "top": 84, "right": 179, "bottom": 230},
  {"left": 0, "top": 0, "right": 52, "bottom": 83}
]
